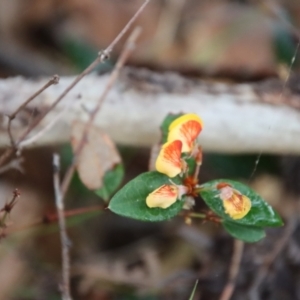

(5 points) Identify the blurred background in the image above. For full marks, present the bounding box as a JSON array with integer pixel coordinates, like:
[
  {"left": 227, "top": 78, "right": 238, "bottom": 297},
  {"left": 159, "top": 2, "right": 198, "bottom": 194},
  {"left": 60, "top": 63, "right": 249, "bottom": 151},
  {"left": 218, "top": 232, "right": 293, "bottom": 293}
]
[{"left": 0, "top": 0, "right": 300, "bottom": 299}]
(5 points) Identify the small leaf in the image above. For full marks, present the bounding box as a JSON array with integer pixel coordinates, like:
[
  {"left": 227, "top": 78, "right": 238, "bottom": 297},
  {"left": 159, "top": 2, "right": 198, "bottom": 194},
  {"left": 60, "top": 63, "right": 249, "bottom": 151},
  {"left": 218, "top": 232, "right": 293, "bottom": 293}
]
[
  {"left": 95, "top": 164, "right": 124, "bottom": 201},
  {"left": 189, "top": 280, "right": 199, "bottom": 300},
  {"left": 160, "top": 113, "right": 183, "bottom": 144},
  {"left": 185, "top": 156, "right": 197, "bottom": 176},
  {"left": 223, "top": 221, "right": 265, "bottom": 243},
  {"left": 198, "top": 179, "right": 283, "bottom": 227},
  {"left": 109, "top": 171, "right": 184, "bottom": 222},
  {"left": 71, "top": 121, "right": 121, "bottom": 190}
]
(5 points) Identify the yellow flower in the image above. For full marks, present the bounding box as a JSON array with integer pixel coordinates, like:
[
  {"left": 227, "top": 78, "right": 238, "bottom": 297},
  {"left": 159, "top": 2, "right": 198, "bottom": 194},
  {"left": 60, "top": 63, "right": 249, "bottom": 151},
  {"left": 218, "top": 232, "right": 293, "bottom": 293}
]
[
  {"left": 146, "top": 184, "right": 188, "bottom": 209},
  {"left": 217, "top": 183, "right": 251, "bottom": 220},
  {"left": 146, "top": 184, "right": 179, "bottom": 208},
  {"left": 168, "top": 113, "right": 203, "bottom": 153},
  {"left": 155, "top": 140, "right": 183, "bottom": 178}
]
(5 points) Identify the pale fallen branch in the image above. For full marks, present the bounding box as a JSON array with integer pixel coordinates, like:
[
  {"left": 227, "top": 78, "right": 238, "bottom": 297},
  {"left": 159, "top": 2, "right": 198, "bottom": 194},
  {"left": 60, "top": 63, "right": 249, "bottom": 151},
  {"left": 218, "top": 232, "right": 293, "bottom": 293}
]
[{"left": 1, "top": 68, "right": 300, "bottom": 154}]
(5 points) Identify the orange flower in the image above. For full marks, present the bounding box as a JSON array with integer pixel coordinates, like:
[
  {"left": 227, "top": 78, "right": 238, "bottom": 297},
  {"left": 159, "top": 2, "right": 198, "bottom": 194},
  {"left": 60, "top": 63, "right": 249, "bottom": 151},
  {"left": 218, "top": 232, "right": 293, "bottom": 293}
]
[
  {"left": 146, "top": 184, "right": 188, "bottom": 209},
  {"left": 216, "top": 183, "right": 251, "bottom": 220},
  {"left": 168, "top": 114, "right": 203, "bottom": 153},
  {"left": 155, "top": 140, "right": 184, "bottom": 178}
]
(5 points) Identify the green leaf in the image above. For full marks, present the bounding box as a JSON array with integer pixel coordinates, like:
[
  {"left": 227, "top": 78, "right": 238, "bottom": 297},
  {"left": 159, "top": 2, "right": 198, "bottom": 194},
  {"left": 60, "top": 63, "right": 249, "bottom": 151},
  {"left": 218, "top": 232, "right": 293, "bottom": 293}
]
[
  {"left": 160, "top": 113, "right": 183, "bottom": 143},
  {"left": 223, "top": 221, "right": 265, "bottom": 243},
  {"left": 95, "top": 164, "right": 124, "bottom": 201},
  {"left": 198, "top": 179, "right": 283, "bottom": 227},
  {"left": 188, "top": 280, "right": 199, "bottom": 300},
  {"left": 109, "top": 171, "right": 184, "bottom": 222},
  {"left": 185, "top": 155, "right": 197, "bottom": 176}
]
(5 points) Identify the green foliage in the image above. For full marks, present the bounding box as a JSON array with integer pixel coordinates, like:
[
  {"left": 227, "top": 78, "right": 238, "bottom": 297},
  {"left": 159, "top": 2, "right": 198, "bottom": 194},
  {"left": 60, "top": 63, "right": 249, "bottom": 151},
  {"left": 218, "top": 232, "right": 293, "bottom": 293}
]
[
  {"left": 188, "top": 280, "right": 199, "bottom": 300},
  {"left": 185, "top": 155, "right": 197, "bottom": 176},
  {"left": 273, "top": 24, "right": 297, "bottom": 65},
  {"left": 198, "top": 179, "right": 283, "bottom": 227},
  {"left": 198, "top": 179, "right": 283, "bottom": 242},
  {"left": 62, "top": 37, "right": 113, "bottom": 71},
  {"left": 204, "top": 153, "right": 279, "bottom": 178},
  {"left": 109, "top": 171, "right": 184, "bottom": 221},
  {"left": 95, "top": 113, "right": 283, "bottom": 243},
  {"left": 222, "top": 221, "right": 265, "bottom": 243},
  {"left": 95, "top": 164, "right": 124, "bottom": 201}
]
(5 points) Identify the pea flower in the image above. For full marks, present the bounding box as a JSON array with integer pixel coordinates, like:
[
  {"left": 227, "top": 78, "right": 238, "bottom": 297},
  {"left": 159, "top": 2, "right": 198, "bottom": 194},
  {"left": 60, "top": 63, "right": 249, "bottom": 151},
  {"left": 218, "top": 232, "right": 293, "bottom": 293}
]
[
  {"left": 155, "top": 140, "right": 185, "bottom": 178},
  {"left": 216, "top": 183, "right": 251, "bottom": 220},
  {"left": 168, "top": 113, "right": 203, "bottom": 153},
  {"left": 146, "top": 184, "right": 188, "bottom": 209}
]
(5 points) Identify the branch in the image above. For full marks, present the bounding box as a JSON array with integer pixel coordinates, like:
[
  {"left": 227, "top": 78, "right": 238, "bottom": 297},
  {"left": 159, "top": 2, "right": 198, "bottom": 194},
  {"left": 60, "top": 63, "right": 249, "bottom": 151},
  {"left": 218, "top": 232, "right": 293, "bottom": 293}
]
[
  {"left": 53, "top": 154, "right": 72, "bottom": 300},
  {"left": 1, "top": 69, "right": 300, "bottom": 154},
  {"left": 7, "top": 74, "right": 59, "bottom": 147},
  {"left": 219, "top": 239, "right": 244, "bottom": 300},
  {"left": 0, "top": 0, "right": 150, "bottom": 167},
  {"left": 60, "top": 27, "right": 141, "bottom": 197}
]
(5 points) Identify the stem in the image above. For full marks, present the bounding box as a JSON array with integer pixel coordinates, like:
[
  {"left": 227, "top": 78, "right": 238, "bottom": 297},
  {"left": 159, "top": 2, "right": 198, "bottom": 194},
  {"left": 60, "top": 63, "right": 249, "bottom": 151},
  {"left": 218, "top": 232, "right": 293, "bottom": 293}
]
[
  {"left": 7, "top": 205, "right": 104, "bottom": 234},
  {"left": 0, "top": 0, "right": 150, "bottom": 168},
  {"left": 7, "top": 75, "right": 59, "bottom": 146},
  {"left": 188, "top": 212, "right": 206, "bottom": 219},
  {"left": 219, "top": 240, "right": 244, "bottom": 300},
  {"left": 60, "top": 27, "right": 141, "bottom": 197},
  {"left": 53, "top": 154, "right": 72, "bottom": 300}
]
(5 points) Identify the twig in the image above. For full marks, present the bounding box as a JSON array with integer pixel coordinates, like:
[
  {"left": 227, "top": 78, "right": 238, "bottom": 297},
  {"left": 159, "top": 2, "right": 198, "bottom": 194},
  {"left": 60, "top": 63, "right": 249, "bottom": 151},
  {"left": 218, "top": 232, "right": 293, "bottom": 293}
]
[
  {"left": 6, "top": 204, "right": 104, "bottom": 235},
  {"left": 15, "top": 0, "right": 149, "bottom": 147},
  {"left": 0, "top": 157, "right": 24, "bottom": 175},
  {"left": 0, "top": 188, "right": 20, "bottom": 239},
  {"left": 0, "top": 0, "right": 150, "bottom": 168},
  {"left": 248, "top": 215, "right": 298, "bottom": 300},
  {"left": 60, "top": 27, "right": 142, "bottom": 197},
  {"left": 7, "top": 75, "right": 59, "bottom": 147},
  {"left": 105, "top": 0, "right": 150, "bottom": 54},
  {"left": 19, "top": 95, "right": 80, "bottom": 148},
  {"left": 53, "top": 154, "right": 72, "bottom": 300},
  {"left": 193, "top": 146, "right": 202, "bottom": 182},
  {"left": 219, "top": 239, "right": 244, "bottom": 300}
]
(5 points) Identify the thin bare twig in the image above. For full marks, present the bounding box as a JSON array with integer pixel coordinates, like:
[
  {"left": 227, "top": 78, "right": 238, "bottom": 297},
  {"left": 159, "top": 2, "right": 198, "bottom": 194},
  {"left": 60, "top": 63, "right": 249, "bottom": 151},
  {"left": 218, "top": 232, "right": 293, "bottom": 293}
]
[
  {"left": 0, "top": 157, "right": 24, "bottom": 175},
  {"left": 7, "top": 75, "right": 59, "bottom": 147},
  {"left": 19, "top": 95, "right": 80, "bottom": 148},
  {"left": 60, "top": 27, "right": 142, "bottom": 197},
  {"left": 16, "top": 0, "right": 149, "bottom": 146},
  {"left": 6, "top": 204, "right": 104, "bottom": 236},
  {"left": 0, "top": 188, "right": 20, "bottom": 239},
  {"left": 0, "top": 0, "right": 150, "bottom": 168},
  {"left": 219, "top": 239, "right": 244, "bottom": 300},
  {"left": 105, "top": 0, "right": 150, "bottom": 54},
  {"left": 248, "top": 215, "right": 298, "bottom": 300},
  {"left": 53, "top": 154, "right": 72, "bottom": 300},
  {"left": 193, "top": 146, "right": 202, "bottom": 182}
]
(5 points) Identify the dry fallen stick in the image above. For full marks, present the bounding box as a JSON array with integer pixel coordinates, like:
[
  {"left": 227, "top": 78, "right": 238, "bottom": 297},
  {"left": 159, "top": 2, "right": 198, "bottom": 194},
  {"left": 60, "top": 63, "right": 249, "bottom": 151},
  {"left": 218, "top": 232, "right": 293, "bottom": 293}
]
[
  {"left": 1, "top": 69, "right": 300, "bottom": 154},
  {"left": 53, "top": 154, "right": 72, "bottom": 300}
]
